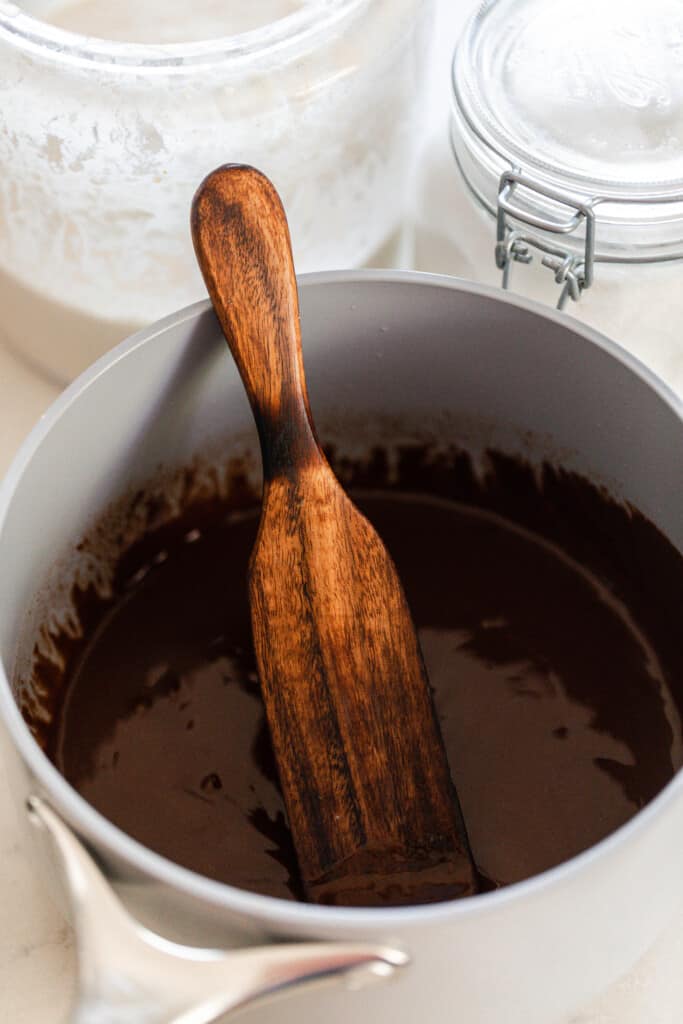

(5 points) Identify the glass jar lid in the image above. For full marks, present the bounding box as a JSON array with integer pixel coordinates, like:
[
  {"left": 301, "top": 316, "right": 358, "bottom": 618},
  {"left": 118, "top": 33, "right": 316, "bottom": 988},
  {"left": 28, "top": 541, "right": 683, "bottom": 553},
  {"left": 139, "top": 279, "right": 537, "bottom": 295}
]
[{"left": 451, "top": 0, "right": 683, "bottom": 281}]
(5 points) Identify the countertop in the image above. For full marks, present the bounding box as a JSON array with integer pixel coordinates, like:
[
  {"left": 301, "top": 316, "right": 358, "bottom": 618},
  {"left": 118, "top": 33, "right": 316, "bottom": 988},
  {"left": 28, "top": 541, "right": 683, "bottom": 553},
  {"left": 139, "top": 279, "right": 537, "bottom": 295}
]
[{"left": 2, "top": 2, "right": 683, "bottom": 1020}]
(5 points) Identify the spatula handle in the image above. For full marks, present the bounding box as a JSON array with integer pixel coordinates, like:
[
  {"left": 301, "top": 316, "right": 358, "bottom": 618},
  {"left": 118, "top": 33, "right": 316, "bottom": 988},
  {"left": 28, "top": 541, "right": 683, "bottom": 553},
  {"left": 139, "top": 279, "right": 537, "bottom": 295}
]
[{"left": 191, "top": 165, "right": 320, "bottom": 480}]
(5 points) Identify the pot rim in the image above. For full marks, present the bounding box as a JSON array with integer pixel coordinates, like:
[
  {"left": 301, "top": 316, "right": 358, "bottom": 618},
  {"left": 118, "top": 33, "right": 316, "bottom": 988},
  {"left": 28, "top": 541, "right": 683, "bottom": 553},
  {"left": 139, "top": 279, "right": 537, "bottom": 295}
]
[{"left": 1, "top": 268, "right": 682, "bottom": 931}]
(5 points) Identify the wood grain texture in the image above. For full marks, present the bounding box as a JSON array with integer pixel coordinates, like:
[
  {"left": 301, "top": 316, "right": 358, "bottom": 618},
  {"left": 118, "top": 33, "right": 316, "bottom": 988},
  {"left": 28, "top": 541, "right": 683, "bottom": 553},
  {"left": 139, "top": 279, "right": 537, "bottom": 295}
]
[{"left": 191, "top": 164, "right": 477, "bottom": 905}]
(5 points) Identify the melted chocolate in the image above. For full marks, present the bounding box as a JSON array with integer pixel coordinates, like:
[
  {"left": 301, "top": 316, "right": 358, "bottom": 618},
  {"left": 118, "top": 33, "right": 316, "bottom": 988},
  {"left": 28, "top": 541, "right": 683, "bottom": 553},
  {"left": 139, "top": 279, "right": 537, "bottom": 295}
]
[{"left": 36, "top": 450, "right": 683, "bottom": 903}]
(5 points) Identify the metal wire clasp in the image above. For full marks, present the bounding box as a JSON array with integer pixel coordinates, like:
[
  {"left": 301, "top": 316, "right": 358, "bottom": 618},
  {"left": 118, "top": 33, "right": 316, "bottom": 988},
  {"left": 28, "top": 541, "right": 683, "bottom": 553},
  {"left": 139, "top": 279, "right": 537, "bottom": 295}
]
[{"left": 495, "top": 170, "right": 596, "bottom": 310}]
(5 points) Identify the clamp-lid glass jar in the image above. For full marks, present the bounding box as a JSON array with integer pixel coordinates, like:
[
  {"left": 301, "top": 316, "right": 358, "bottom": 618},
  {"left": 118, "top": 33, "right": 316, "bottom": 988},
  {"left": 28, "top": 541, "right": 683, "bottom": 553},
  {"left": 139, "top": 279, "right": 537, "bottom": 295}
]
[
  {"left": 418, "top": 0, "right": 683, "bottom": 393},
  {"left": 0, "top": 0, "right": 434, "bottom": 381}
]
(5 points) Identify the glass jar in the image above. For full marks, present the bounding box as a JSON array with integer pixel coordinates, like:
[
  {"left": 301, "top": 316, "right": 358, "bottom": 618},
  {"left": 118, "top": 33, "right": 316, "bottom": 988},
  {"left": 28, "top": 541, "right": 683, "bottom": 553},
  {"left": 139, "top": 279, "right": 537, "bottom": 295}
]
[
  {"left": 0, "top": 0, "right": 434, "bottom": 381},
  {"left": 414, "top": 0, "right": 683, "bottom": 394}
]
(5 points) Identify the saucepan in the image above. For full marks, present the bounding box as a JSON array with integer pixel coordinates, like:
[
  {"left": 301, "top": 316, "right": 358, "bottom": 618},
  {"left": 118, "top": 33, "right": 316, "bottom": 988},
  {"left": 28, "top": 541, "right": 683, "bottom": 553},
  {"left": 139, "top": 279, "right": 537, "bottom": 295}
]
[{"left": 1, "top": 271, "right": 683, "bottom": 1024}]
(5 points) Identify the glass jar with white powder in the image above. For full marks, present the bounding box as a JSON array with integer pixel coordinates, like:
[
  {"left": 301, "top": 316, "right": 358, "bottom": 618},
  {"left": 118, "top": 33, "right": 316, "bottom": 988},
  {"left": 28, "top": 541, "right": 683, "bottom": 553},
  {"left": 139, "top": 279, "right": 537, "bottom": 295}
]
[
  {"left": 415, "top": 0, "right": 683, "bottom": 394},
  {"left": 0, "top": 0, "right": 434, "bottom": 381}
]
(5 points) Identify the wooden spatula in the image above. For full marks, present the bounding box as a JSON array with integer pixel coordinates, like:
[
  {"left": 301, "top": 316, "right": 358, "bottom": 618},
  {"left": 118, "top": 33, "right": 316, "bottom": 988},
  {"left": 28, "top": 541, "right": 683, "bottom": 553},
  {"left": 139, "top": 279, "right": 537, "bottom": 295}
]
[{"left": 191, "top": 164, "right": 477, "bottom": 907}]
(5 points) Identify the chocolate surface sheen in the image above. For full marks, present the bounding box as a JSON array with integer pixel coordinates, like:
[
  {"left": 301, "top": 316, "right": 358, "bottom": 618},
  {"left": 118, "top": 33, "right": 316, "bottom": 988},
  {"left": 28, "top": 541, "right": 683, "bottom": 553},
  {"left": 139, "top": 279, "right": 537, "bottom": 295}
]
[{"left": 41, "top": 449, "right": 683, "bottom": 903}]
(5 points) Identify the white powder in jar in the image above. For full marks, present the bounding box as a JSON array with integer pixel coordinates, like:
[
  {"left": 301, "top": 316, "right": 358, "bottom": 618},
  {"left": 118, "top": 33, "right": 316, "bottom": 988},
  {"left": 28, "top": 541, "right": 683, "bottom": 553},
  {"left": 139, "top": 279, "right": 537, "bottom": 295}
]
[
  {"left": 42, "top": 0, "right": 306, "bottom": 42},
  {"left": 0, "top": 0, "right": 434, "bottom": 380}
]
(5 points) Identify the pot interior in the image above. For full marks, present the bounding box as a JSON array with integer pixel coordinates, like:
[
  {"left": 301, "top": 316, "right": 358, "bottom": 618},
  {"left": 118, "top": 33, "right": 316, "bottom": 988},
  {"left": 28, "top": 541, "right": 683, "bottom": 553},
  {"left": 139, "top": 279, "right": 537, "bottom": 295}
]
[{"left": 3, "top": 275, "right": 683, "bottom": 904}]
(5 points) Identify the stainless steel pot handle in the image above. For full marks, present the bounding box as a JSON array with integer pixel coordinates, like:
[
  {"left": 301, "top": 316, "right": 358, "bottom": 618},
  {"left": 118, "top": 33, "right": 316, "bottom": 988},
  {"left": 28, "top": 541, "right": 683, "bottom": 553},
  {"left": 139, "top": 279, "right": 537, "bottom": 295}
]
[{"left": 27, "top": 796, "right": 408, "bottom": 1024}]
